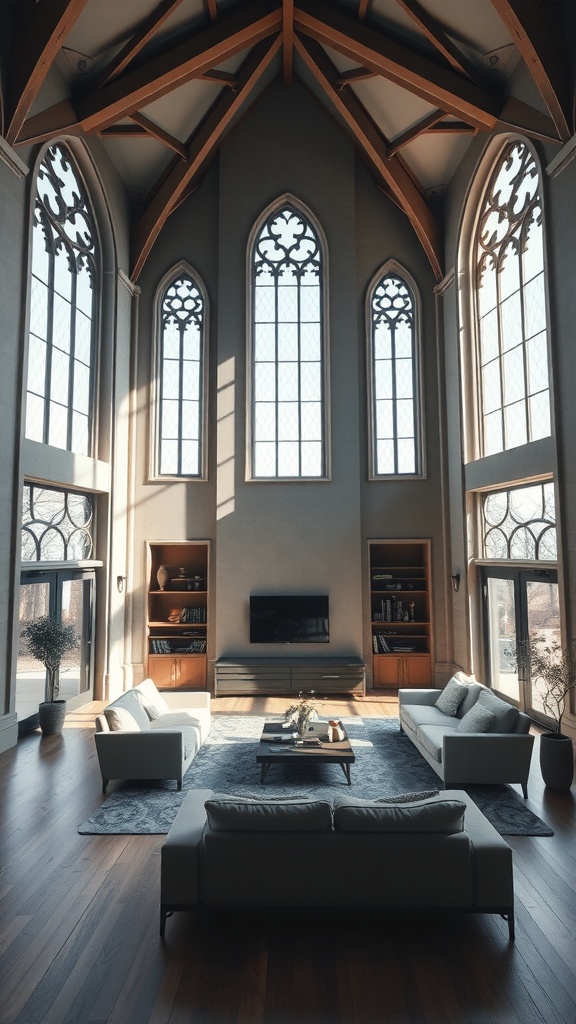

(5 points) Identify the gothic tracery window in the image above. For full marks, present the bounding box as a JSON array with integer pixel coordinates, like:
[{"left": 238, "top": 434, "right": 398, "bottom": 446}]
[
  {"left": 369, "top": 268, "right": 421, "bottom": 476},
  {"left": 26, "top": 144, "right": 98, "bottom": 456},
  {"left": 250, "top": 202, "right": 326, "bottom": 479},
  {"left": 474, "top": 141, "right": 550, "bottom": 457},
  {"left": 157, "top": 271, "right": 206, "bottom": 478}
]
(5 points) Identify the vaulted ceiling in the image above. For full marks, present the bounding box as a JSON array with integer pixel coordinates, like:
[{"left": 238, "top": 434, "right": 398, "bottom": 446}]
[{"left": 1, "top": 0, "right": 573, "bottom": 281}]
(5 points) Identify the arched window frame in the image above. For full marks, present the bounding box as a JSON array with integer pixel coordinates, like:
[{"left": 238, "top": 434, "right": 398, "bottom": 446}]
[
  {"left": 246, "top": 195, "right": 330, "bottom": 481},
  {"left": 150, "top": 261, "right": 209, "bottom": 481},
  {"left": 463, "top": 136, "right": 552, "bottom": 462},
  {"left": 366, "top": 260, "right": 425, "bottom": 479},
  {"left": 25, "top": 142, "right": 101, "bottom": 457}
]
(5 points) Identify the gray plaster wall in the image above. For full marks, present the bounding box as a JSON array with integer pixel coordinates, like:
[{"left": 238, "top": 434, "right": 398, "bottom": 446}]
[{"left": 133, "top": 81, "right": 449, "bottom": 685}]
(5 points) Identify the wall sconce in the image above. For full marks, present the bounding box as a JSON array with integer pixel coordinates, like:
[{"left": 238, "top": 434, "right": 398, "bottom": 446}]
[
  {"left": 451, "top": 573, "right": 461, "bottom": 593},
  {"left": 117, "top": 575, "right": 126, "bottom": 594}
]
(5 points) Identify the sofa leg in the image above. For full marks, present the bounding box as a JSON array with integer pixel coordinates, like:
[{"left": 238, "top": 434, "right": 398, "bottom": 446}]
[
  {"left": 502, "top": 911, "right": 515, "bottom": 941},
  {"left": 521, "top": 782, "right": 528, "bottom": 799},
  {"left": 177, "top": 780, "right": 182, "bottom": 791},
  {"left": 102, "top": 779, "right": 108, "bottom": 794},
  {"left": 160, "top": 907, "right": 173, "bottom": 937}
]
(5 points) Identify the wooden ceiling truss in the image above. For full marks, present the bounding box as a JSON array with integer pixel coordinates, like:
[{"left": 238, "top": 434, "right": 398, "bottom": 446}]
[{"left": 4, "top": 0, "right": 572, "bottom": 282}]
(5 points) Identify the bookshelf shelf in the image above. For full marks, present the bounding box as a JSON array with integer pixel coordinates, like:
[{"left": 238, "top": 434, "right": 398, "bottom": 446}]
[
  {"left": 146, "top": 541, "right": 209, "bottom": 690},
  {"left": 368, "top": 540, "right": 432, "bottom": 688}
]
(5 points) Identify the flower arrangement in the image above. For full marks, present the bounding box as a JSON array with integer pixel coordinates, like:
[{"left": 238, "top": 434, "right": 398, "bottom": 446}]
[
  {"left": 21, "top": 616, "right": 79, "bottom": 703},
  {"left": 284, "top": 691, "right": 320, "bottom": 736}
]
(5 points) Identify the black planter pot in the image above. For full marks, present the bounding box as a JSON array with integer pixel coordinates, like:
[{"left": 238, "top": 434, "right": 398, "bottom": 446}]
[
  {"left": 38, "top": 700, "right": 67, "bottom": 736},
  {"left": 539, "top": 732, "right": 574, "bottom": 790}
]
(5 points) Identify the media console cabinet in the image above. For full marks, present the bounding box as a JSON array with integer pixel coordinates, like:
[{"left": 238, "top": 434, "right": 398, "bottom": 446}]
[{"left": 214, "top": 657, "right": 366, "bottom": 697}]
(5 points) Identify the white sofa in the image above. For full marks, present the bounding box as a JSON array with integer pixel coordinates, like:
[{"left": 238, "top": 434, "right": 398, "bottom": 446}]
[
  {"left": 399, "top": 675, "right": 534, "bottom": 797},
  {"left": 94, "top": 679, "right": 211, "bottom": 792},
  {"left": 160, "top": 788, "right": 515, "bottom": 940}
]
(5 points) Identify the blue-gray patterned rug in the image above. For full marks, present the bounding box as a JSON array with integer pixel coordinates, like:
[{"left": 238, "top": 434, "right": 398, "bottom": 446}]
[{"left": 78, "top": 715, "right": 553, "bottom": 836}]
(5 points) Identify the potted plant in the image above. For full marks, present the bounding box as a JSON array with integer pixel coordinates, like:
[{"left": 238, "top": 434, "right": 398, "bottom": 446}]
[
  {"left": 21, "top": 616, "right": 79, "bottom": 736},
  {"left": 528, "top": 634, "right": 576, "bottom": 790},
  {"left": 284, "top": 691, "right": 320, "bottom": 737}
]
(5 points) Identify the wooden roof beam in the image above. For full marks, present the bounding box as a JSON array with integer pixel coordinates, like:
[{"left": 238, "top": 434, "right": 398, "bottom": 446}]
[
  {"left": 392, "top": 0, "right": 480, "bottom": 82},
  {"left": 129, "top": 113, "right": 188, "bottom": 158},
  {"left": 6, "top": 0, "right": 90, "bottom": 146},
  {"left": 283, "top": 0, "right": 295, "bottom": 86},
  {"left": 18, "top": 0, "right": 282, "bottom": 142},
  {"left": 338, "top": 67, "right": 379, "bottom": 88},
  {"left": 92, "top": 0, "right": 188, "bottom": 89},
  {"left": 131, "top": 35, "right": 282, "bottom": 281},
  {"left": 387, "top": 109, "right": 446, "bottom": 155},
  {"left": 294, "top": 0, "right": 501, "bottom": 131},
  {"left": 490, "top": 0, "right": 571, "bottom": 142},
  {"left": 294, "top": 34, "right": 443, "bottom": 281}
]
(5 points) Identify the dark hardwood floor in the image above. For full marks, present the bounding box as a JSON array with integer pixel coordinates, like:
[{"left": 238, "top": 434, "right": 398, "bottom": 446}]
[{"left": 1, "top": 695, "right": 575, "bottom": 1024}]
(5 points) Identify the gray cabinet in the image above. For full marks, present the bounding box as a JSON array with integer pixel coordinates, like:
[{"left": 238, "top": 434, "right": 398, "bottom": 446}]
[{"left": 214, "top": 657, "right": 365, "bottom": 697}]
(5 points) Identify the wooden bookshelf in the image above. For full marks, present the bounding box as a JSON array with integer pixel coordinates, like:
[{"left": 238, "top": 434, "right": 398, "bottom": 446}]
[
  {"left": 369, "top": 540, "right": 432, "bottom": 688},
  {"left": 147, "top": 541, "right": 209, "bottom": 690}
]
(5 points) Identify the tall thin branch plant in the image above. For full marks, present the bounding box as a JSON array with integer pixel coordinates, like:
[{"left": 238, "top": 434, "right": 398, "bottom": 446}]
[
  {"left": 528, "top": 634, "right": 576, "bottom": 735},
  {"left": 21, "top": 616, "right": 79, "bottom": 703}
]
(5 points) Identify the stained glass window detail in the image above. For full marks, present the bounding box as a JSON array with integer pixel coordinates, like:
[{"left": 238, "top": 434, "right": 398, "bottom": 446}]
[
  {"left": 475, "top": 141, "right": 550, "bottom": 456},
  {"left": 370, "top": 272, "right": 419, "bottom": 475},
  {"left": 481, "top": 482, "right": 556, "bottom": 560},
  {"left": 251, "top": 204, "right": 325, "bottom": 478},
  {"left": 26, "top": 144, "right": 98, "bottom": 456},
  {"left": 21, "top": 483, "right": 94, "bottom": 562},
  {"left": 158, "top": 274, "right": 205, "bottom": 477}
]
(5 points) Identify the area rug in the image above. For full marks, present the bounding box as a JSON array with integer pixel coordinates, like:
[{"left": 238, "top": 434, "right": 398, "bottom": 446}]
[{"left": 78, "top": 715, "right": 553, "bottom": 836}]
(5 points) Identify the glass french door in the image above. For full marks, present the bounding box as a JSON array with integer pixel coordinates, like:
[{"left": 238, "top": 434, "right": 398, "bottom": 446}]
[
  {"left": 17, "top": 569, "right": 95, "bottom": 732},
  {"left": 481, "top": 566, "right": 559, "bottom": 725}
]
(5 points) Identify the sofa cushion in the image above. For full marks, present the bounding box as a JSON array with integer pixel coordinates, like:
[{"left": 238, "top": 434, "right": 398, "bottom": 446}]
[
  {"left": 435, "top": 678, "right": 468, "bottom": 716},
  {"left": 136, "top": 679, "right": 170, "bottom": 720},
  {"left": 204, "top": 796, "right": 333, "bottom": 832},
  {"left": 476, "top": 689, "right": 520, "bottom": 732},
  {"left": 157, "top": 725, "right": 198, "bottom": 760},
  {"left": 457, "top": 703, "right": 496, "bottom": 733},
  {"left": 457, "top": 680, "right": 486, "bottom": 718},
  {"left": 416, "top": 724, "right": 455, "bottom": 762},
  {"left": 401, "top": 704, "right": 455, "bottom": 729},
  {"left": 376, "top": 789, "right": 440, "bottom": 803},
  {"left": 333, "top": 795, "right": 466, "bottom": 833},
  {"left": 108, "top": 689, "right": 151, "bottom": 730},
  {"left": 152, "top": 711, "right": 202, "bottom": 730},
  {"left": 104, "top": 706, "right": 141, "bottom": 732}
]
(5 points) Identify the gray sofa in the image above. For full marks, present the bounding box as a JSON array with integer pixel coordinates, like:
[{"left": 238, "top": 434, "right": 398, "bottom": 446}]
[
  {"left": 94, "top": 679, "right": 211, "bottom": 792},
  {"left": 160, "top": 787, "right": 515, "bottom": 940},
  {"left": 399, "top": 675, "right": 534, "bottom": 797}
]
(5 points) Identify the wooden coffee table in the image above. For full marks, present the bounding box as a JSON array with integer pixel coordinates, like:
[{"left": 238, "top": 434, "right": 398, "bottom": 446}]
[{"left": 256, "top": 721, "right": 355, "bottom": 784}]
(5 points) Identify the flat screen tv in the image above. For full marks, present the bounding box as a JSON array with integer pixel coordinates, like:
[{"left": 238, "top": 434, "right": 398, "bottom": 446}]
[{"left": 249, "top": 595, "right": 329, "bottom": 644}]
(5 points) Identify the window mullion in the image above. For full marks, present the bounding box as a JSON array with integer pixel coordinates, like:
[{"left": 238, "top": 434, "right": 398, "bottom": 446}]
[{"left": 44, "top": 248, "right": 56, "bottom": 446}]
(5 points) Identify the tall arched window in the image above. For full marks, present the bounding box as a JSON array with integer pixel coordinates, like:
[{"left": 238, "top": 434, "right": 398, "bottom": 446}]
[
  {"left": 155, "top": 268, "right": 207, "bottom": 478},
  {"left": 368, "top": 265, "right": 422, "bottom": 476},
  {"left": 249, "top": 200, "right": 326, "bottom": 479},
  {"left": 473, "top": 140, "right": 550, "bottom": 457},
  {"left": 26, "top": 144, "right": 98, "bottom": 456}
]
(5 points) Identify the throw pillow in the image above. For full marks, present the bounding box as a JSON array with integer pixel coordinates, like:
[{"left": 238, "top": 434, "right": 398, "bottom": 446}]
[
  {"left": 204, "top": 797, "right": 333, "bottom": 832},
  {"left": 333, "top": 796, "right": 466, "bottom": 834},
  {"left": 457, "top": 703, "right": 496, "bottom": 733},
  {"left": 104, "top": 706, "right": 140, "bottom": 732},
  {"left": 476, "top": 689, "right": 520, "bottom": 732},
  {"left": 435, "top": 678, "right": 467, "bottom": 716},
  {"left": 137, "top": 679, "right": 170, "bottom": 720},
  {"left": 376, "top": 789, "right": 440, "bottom": 803}
]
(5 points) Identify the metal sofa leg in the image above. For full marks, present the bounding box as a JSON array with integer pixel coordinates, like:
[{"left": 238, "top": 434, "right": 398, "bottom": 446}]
[
  {"left": 102, "top": 779, "right": 108, "bottom": 794},
  {"left": 522, "top": 782, "right": 528, "bottom": 799},
  {"left": 177, "top": 780, "right": 182, "bottom": 791},
  {"left": 501, "top": 910, "right": 515, "bottom": 941},
  {"left": 160, "top": 906, "right": 173, "bottom": 937}
]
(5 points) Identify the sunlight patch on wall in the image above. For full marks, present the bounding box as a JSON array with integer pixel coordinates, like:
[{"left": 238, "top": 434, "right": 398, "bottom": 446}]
[{"left": 217, "top": 357, "right": 235, "bottom": 519}]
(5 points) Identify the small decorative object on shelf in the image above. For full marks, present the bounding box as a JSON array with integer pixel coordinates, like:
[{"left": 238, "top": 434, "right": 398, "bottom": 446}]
[
  {"left": 157, "top": 565, "right": 170, "bottom": 591},
  {"left": 284, "top": 690, "right": 319, "bottom": 737}
]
